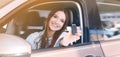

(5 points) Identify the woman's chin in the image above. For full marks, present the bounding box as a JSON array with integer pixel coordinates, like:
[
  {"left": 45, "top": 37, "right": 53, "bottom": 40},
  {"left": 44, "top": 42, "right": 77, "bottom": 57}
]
[{"left": 50, "top": 28, "right": 60, "bottom": 31}]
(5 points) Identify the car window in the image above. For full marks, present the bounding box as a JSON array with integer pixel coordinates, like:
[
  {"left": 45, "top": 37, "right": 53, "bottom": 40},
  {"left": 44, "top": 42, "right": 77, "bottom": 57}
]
[
  {"left": 91, "top": 0, "right": 120, "bottom": 42},
  {"left": 29, "top": 2, "right": 83, "bottom": 46},
  {"left": 101, "top": 14, "right": 120, "bottom": 40},
  {"left": 5, "top": 1, "right": 84, "bottom": 49}
]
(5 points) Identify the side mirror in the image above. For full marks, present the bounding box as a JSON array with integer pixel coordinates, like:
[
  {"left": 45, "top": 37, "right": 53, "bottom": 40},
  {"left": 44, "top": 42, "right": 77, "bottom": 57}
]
[{"left": 0, "top": 34, "right": 31, "bottom": 57}]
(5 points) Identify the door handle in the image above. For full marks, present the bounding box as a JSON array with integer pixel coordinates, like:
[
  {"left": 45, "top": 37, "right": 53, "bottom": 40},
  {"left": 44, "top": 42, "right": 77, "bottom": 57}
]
[
  {"left": 85, "top": 55, "right": 95, "bottom": 57},
  {"left": 85, "top": 55, "right": 103, "bottom": 57}
]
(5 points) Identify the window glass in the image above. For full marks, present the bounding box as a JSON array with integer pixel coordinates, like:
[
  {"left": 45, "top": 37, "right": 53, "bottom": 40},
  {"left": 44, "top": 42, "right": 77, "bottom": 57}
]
[
  {"left": 101, "top": 14, "right": 120, "bottom": 40},
  {"left": 92, "top": 0, "right": 120, "bottom": 41}
]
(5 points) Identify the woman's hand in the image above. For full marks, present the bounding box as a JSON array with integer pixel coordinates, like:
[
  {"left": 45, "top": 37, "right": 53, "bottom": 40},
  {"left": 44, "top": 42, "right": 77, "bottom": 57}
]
[{"left": 60, "top": 27, "right": 82, "bottom": 46}]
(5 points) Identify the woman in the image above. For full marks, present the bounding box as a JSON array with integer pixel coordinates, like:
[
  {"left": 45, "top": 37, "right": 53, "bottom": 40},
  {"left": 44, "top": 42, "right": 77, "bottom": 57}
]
[{"left": 26, "top": 8, "right": 81, "bottom": 50}]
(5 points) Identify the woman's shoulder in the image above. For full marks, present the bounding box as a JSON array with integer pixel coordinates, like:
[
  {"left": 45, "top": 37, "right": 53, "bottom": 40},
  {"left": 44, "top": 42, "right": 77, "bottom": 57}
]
[
  {"left": 28, "top": 32, "right": 40, "bottom": 37},
  {"left": 26, "top": 31, "right": 44, "bottom": 41},
  {"left": 26, "top": 32, "right": 40, "bottom": 41}
]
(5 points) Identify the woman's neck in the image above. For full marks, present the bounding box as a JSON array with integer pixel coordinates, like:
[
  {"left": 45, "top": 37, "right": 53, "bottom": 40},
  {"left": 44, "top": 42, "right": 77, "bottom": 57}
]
[{"left": 47, "top": 29, "right": 55, "bottom": 38}]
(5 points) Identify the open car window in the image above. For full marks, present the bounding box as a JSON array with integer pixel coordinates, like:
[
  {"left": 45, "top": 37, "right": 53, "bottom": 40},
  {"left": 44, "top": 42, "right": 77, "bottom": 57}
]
[{"left": 5, "top": 1, "right": 84, "bottom": 49}]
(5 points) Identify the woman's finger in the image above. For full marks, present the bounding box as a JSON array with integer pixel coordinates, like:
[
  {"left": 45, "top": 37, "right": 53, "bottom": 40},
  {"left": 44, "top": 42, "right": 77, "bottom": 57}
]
[
  {"left": 71, "top": 36, "right": 80, "bottom": 42},
  {"left": 76, "top": 27, "right": 82, "bottom": 36}
]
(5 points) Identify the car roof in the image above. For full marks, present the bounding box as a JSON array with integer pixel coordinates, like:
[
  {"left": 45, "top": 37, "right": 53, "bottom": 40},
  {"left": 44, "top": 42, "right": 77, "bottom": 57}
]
[{"left": 0, "top": 0, "right": 28, "bottom": 19}]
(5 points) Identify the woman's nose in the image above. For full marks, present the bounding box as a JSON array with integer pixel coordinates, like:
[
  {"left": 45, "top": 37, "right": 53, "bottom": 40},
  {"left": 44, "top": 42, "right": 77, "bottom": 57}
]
[{"left": 56, "top": 19, "right": 60, "bottom": 23}]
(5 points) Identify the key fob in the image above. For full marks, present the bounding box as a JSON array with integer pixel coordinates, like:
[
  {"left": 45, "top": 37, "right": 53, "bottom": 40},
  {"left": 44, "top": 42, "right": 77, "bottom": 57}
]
[{"left": 71, "top": 24, "right": 77, "bottom": 35}]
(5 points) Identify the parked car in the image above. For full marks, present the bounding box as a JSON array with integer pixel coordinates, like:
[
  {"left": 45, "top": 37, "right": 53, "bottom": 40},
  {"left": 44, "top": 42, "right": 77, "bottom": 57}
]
[{"left": 0, "top": 0, "right": 120, "bottom": 57}]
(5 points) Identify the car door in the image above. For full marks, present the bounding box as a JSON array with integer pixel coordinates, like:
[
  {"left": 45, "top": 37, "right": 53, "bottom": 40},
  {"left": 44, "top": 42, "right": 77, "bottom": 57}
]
[
  {"left": 96, "top": 0, "right": 120, "bottom": 57},
  {"left": 0, "top": 0, "right": 105, "bottom": 57}
]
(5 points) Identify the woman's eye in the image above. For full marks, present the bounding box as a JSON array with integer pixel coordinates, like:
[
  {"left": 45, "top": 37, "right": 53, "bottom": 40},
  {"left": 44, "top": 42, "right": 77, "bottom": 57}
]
[
  {"left": 61, "top": 19, "right": 65, "bottom": 23},
  {"left": 53, "top": 15, "right": 57, "bottom": 18}
]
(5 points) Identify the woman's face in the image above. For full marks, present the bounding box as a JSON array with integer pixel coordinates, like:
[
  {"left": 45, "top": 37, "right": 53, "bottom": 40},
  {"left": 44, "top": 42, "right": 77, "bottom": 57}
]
[{"left": 49, "top": 11, "right": 66, "bottom": 31}]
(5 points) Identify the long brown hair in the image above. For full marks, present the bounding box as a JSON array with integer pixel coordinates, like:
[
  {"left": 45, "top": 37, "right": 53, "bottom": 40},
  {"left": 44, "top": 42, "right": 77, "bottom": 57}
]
[{"left": 40, "top": 8, "right": 70, "bottom": 48}]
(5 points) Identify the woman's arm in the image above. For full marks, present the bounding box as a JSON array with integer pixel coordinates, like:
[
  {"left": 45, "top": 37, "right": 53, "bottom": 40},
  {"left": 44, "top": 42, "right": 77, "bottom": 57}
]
[{"left": 60, "top": 27, "right": 82, "bottom": 46}]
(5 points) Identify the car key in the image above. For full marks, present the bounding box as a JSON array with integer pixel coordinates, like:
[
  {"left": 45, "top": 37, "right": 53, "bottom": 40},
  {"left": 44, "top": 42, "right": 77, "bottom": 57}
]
[{"left": 71, "top": 24, "right": 77, "bottom": 35}]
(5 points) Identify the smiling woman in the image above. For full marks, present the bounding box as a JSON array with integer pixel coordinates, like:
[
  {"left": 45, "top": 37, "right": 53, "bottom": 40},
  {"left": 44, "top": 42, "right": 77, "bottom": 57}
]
[{"left": 26, "top": 8, "right": 81, "bottom": 50}]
